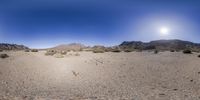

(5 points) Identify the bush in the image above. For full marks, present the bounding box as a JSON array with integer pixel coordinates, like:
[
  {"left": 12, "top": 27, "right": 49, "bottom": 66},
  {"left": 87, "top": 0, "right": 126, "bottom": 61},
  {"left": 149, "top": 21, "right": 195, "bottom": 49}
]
[
  {"left": 154, "top": 50, "right": 159, "bottom": 54},
  {"left": 45, "top": 50, "right": 57, "bottom": 56},
  {"left": 93, "top": 49, "right": 105, "bottom": 53},
  {"left": 198, "top": 55, "right": 200, "bottom": 58},
  {"left": 54, "top": 53, "right": 64, "bottom": 58},
  {"left": 170, "top": 50, "right": 175, "bottom": 52},
  {"left": 124, "top": 49, "right": 133, "bottom": 52},
  {"left": 136, "top": 49, "right": 143, "bottom": 52},
  {"left": 60, "top": 51, "right": 67, "bottom": 55},
  {"left": 74, "top": 53, "right": 80, "bottom": 56},
  {"left": 183, "top": 50, "right": 192, "bottom": 54},
  {"left": 31, "top": 49, "right": 38, "bottom": 52},
  {"left": 111, "top": 49, "right": 121, "bottom": 53},
  {"left": 24, "top": 49, "right": 30, "bottom": 52},
  {"left": 0, "top": 49, "right": 3, "bottom": 52},
  {"left": 143, "top": 45, "right": 156, "bottom": 50},
  {"left": 0, "top": 54, "right": 9, "bottom": 58},
  {"left": 104, "top": 48, "right": 112, "bottom": 52}
]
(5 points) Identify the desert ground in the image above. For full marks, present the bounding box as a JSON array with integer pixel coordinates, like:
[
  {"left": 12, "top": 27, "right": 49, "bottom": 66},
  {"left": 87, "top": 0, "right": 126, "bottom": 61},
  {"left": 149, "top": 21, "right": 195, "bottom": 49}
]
[{"left": 0, "top": 51, "right": 200, "bottom": 100}]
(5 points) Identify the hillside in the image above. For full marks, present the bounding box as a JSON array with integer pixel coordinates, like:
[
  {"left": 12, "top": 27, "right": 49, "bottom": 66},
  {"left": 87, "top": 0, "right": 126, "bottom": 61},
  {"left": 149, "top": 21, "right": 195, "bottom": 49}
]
[
  {"left": 0, "top": 43, "right": 29, "bottom": 50},
  {"left": 119, "top": 39, "right": 200, "bottom": 51},
  {"left": 51, "top": 43, "right": 86, "bottom": 51}
]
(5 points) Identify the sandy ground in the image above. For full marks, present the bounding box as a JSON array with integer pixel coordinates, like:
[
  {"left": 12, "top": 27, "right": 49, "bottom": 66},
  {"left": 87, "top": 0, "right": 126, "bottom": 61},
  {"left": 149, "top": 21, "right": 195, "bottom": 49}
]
[{"left": 0, "top": 51, "right": 200, "bottom": 100}]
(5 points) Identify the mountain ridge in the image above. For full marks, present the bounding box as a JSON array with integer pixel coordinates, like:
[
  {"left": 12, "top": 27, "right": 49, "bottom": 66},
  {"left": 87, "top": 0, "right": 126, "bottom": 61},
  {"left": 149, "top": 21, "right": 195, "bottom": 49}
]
[
  {"left": 0, "top": 43, "right": 29, "bottom": 50},
  {"left": 1, "top": 39, "right": 200, "bottom": 51},
  {"left": 119, "top": 39, "right": 200, "bottom": 51}
]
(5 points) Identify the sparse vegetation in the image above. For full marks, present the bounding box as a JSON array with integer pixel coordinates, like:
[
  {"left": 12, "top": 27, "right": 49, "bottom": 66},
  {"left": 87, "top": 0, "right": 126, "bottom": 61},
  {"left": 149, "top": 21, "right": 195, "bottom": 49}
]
[
  {"left": 45, "top": 50, "right": 57, "bottom": 56},
  {"left": 170, "top": 50, "right": 175, "bottom": 52},
  {"left": 111, "top": 49, "right": 121, "bottom": 53},
  {"left": 31, "top": 49, "right": 38, "bottom": 52},
  {"left": 154, "top": 50, "right": 159, "bottom": 54},
  {"left": 136, "top": 49, "right": 142, "bottom": 52},
  {"left": 60, "top": 51, "right": 67, "bottom": 55},
  {"left": 104, "top": 47, "right": 112, "bottom": 52},
  {"left": 143, "top": 45, "right": 156, "bottom": 50},
  {"left": 0, "top": 49, "right": 3, "bottom": 52},
  {"left": 54, "top": 53, "right": 64, "bottom": 58},
  {"left": 74, "top": 52, "right": 80, "bottom": 56},
  {"left": 0, "top": 54, "right": 9, "bottom": 58},
  {"left": 124, "top": 49, "right": 133, "bottom": 52},
  {"left": 183, "top": 50, "right": 192, "bottom": 54},
  {"left": 24, "top": 49, "right": 30, "bottom": 52},
  {"left": 93, "top": 49, "right": 105, "bottom": 53}
]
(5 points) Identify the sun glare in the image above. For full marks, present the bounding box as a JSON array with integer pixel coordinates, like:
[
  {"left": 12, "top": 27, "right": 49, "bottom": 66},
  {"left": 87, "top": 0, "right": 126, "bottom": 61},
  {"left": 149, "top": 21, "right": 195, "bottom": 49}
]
[{"left": 160, "top": 27, "right": 170, "bottom": 35}]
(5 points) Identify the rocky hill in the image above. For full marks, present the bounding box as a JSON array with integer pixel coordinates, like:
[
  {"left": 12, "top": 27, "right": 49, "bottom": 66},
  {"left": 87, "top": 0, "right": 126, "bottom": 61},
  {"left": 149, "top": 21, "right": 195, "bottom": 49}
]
[
  {"left": 0, "top": 43, "right": 29, "bottom": 50},
  {"left": 51, "top": 43, "right": 86, "bottom": 51},
  {"left": 119, "top": 39, "right": 200, "bottom": 51}
]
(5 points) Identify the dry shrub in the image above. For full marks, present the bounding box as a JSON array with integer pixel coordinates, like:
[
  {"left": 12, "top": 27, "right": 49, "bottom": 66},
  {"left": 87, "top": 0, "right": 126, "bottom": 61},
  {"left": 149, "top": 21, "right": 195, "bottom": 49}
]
[
  {"left": 61, "top": 51, "right": 67, "bottom": 55},
  {"left": 183, "top": 50, "right": 192, "bottom": 54},
  {"left": 93, "top": 49, "right": 105, "bottom": 53},
  {"left": 170, "top": 50, "right": 175, "bottom": 52},
  {"left": 0, "top": 49, "right": 3, "bottom": 52},
  {"left": 31, "top": 49, "right": 38, "bottom": 52},
  {"left": 198, "top": 55, "right": 200, "bottom": 58},
  {"left": 104, "top": 47, "right": 112, "bottom": 52},
  {"left": 0, "top": 54, "right": 9, "bottom": 58},
  {"left": 124, "top": 49, "right": 133, "bottom": 52},
  {"left": 154, "top": 50, "right": 159, "bottom": 54},
  {"left": 111, "top": 49, "right": 121, "bottom": 53},
  {"left": 136, "top": 49, "right": 142, "bottom": 52},
  {"left": 45, "top": 50, "right": 57, "bottom": 56},
  {"left": 74, "top": 53, "right": 80, "bottom": 56},
  {"left": 54, "top": 53, "right": 64, "bottom": 58},
  {"left": 24, "top": 49, "right": 30, "bottom": 52}
]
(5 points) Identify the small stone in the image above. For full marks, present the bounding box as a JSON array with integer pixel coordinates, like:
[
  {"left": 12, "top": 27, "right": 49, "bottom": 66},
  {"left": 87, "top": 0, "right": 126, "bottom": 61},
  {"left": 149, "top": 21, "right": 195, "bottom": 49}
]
[{"left": 173, "top": 89, "right": 178, "bottom": 91}]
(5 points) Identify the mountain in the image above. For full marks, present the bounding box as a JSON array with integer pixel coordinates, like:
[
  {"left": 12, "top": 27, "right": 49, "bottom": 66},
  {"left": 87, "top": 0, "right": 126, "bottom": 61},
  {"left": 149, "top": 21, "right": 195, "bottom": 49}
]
[
  {"left": 0, "top": 43, "right": 29, "bottom": 50},
  {"left": 51, "top": 43, "right": 86, "bottom": 51},
  {"left": 1, "top": 39, "right": 199, "bottom": 52},
  {"left": 119, "top": 39, "right": 200, "bottom": 51}
]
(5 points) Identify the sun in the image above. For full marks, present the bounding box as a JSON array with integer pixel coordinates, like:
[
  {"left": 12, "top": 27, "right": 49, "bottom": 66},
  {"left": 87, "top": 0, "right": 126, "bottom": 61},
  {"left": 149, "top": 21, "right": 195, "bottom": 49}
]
[{"left": 159, "top": 27, "right": 170, "bottom": 35}]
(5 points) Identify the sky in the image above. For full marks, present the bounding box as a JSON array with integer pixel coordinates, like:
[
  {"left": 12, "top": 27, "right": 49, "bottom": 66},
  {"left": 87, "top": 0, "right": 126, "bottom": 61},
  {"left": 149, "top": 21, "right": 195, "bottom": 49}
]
[{"left": 0, "top": 0, "right": 200, "bottom": 48}]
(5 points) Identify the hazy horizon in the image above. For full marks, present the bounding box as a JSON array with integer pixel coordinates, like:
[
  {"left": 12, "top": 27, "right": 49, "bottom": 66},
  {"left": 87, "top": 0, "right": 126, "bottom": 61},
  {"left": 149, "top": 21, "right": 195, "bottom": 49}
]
[{"left": 0, "top": 0, "right": 200, "bottom": 48}]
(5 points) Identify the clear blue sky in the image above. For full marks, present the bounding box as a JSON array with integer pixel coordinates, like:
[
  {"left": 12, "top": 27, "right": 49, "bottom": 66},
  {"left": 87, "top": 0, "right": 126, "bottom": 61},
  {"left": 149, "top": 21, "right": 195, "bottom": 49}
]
[{"left": 0, "top": 0, "right": 200, "bottom": 48}]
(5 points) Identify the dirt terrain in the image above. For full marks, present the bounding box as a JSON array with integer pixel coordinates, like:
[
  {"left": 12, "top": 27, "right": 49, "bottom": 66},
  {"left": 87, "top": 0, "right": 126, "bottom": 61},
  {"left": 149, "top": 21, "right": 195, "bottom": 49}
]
[{"left": 0, "top": 51, "right": 200, "bottom": 100}]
